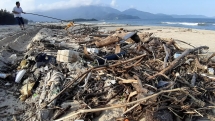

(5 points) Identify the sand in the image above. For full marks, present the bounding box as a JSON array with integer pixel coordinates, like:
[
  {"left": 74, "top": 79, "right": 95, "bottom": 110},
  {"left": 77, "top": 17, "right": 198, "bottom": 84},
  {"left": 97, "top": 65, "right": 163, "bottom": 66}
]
[
  {"left": 101, "top": 25, "right": 215, "bottom": 52},
  {"left": 1, "top": 25, "right": 215, "bottom": 52},
  {"left": 0, "top": 25, "right": 40, "bottom": 121},
  {"left": 0, "top": 25, "right": 25, "bottom": 40}
]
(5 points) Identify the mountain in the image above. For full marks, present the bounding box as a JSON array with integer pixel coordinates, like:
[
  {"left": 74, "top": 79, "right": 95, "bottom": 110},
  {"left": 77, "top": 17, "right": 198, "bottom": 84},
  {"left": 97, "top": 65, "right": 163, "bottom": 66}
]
[
  {"left": 103, "top": 13, "right": 139, "bottom": 20},
  {"left": 24, "top": 6, "right": 139, "bottom": 22},
  {"left": 23, "top": 6, "right": 210, "bottom": 22},
  {"left": 122, "top": 8, "right": 173, "bottom": 19},
  {"left": 171, "top": 14, "right": 209, "bottom": 18}
]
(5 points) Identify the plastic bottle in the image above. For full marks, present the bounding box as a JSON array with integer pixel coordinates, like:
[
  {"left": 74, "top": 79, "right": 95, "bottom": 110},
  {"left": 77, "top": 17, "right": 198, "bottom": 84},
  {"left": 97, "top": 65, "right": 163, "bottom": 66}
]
[{"left": 15, "top": 69, "right": 26, "bottom": 83}]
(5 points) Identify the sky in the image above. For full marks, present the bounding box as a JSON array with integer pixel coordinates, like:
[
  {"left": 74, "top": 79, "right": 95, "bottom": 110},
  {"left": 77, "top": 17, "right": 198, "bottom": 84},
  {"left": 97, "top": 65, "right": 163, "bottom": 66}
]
[{"left": 0, "top": 0, "right": 215, "bottom": 17}]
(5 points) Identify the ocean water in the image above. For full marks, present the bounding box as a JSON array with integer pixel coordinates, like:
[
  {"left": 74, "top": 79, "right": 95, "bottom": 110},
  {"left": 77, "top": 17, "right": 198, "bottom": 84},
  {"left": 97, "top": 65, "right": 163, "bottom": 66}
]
[{"left": 81, "top": 18, "right": 215, "bottom": 31}]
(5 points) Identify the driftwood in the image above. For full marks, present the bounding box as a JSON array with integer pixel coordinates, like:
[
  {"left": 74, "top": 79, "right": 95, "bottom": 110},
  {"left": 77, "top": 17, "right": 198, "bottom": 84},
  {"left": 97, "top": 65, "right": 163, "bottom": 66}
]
[
  {"left": 165, "top": 38, "right": 185, "bottom": 51},
  {"left": 207, "top": 52, "right": 215, "bottom": 63},
  {"left": 160, "top": 46, "right": 208, "bottom": 74},
  {"left": 190, "top": 73, "right": 197, "bottom": 87},
  {"left": 95, "top": 35, "right": 121, "bottom": 47},
  {"left": 115, "top": 44, "right": 121, "bottom": 54},
  {"left": 195, "top": 58, "right": 208, "bottom": 70},
  {"left": 52, "top": 106, "right": 71, "bottom": 120},
  {"left": 14, "top": 26, "right": 215, "bottom": 121},
  {"left": 147, "top": 46, "right": 209, "bottom": 80},
  {"left": 163, "top": 44, "right": 169, "bottom": 69},
  {"left": 89, "top": 34, "right": 109, "bottom": 37},
  {"left": 55, "top": 88, "right": 186, "bottom": 121},
  {"left": 25, "top": 54, "right": 147, "bottom": 121}
]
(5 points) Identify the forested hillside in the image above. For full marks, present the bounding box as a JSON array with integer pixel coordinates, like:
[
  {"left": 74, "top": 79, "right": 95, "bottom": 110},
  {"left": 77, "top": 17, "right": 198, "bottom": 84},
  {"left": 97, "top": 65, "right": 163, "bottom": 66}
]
[{"left": 0, "top": 9, "right": 28, "bottom": 25}]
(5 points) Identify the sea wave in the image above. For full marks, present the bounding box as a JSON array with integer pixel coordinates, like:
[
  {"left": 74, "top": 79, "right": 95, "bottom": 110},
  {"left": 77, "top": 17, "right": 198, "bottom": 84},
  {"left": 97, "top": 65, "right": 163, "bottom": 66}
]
[
  {"left": 97, "top": 22, "right": 107, "bottom": 25},
  {"left": 76, "top": 21, "right": 108, "bottom": 25},
  {"left": 161, "top": 22, "right": 207, "bottom": 26}
]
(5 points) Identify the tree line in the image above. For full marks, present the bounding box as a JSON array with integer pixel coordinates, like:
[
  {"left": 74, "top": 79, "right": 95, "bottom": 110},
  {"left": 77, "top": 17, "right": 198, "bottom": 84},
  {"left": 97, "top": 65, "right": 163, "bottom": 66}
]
[{"left": 0, "top": 9, "right": 28, "bottom": 25}]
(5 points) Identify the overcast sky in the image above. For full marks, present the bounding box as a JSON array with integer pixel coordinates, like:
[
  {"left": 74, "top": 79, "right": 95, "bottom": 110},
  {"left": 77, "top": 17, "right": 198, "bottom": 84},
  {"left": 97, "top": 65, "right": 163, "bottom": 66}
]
[{"left": 1, "top": 0, "right": 215, "bottom": 17}]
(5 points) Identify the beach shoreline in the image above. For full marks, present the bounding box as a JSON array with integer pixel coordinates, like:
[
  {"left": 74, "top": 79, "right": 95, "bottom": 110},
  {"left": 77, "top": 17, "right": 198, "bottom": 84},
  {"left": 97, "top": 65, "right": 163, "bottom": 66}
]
[
  {"left": 98, "top": 24, "right": 215, "bottom": 52},
  {"left": 1, "top": 24, "right": 215, "bottom": 52}
]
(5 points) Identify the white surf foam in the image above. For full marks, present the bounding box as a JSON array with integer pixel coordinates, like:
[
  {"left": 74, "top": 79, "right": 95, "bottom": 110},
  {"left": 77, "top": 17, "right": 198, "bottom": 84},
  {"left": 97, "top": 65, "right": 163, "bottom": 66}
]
[
  {"left": 162, "top": 22, "right": 206, "bottom": 26},
  {"left": 161, "top": 22, "right": 178, "bottom": 25},
  {"left": 97, "top": 22, "right": 107, "bottom": 25}
]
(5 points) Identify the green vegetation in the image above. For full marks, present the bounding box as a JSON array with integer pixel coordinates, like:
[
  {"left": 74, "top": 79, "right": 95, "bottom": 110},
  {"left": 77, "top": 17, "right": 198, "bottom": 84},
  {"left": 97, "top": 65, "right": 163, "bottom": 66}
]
[{"left": 0, "top": 9, "right": 28, "bottom": 25}]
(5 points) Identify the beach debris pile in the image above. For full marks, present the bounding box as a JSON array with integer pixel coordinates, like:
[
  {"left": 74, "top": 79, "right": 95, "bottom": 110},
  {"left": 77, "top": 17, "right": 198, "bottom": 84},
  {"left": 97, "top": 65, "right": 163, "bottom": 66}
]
[{"left": 1, "top": 24, "right": 215, "bottom": 121}]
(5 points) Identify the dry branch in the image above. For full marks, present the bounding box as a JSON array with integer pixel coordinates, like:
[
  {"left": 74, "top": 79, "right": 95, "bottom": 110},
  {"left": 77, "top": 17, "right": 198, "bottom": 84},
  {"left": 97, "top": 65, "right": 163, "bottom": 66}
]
[
  {"left": 55, "top": 88, "right": 186, "bottom": 121},
  {"left": 147, "top": 46, "right": 209, "bottom": 80},
  {"left": 163, "top": 44, "right": 169, "bottom": 69}
]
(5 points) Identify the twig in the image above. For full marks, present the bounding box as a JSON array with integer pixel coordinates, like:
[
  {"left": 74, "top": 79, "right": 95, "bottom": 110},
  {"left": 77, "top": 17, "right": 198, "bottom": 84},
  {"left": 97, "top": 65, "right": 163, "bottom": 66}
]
[
  {"left": 118, "top": 79, "right": 138, "bottom": 84},
  {"left": 133, "top": 75, "right": 146, "bottom": 93},
  {"left": 126, "top": 91, "right": 138, "bottom": 102},
  {"left": 124, "top": 91, "right": 138, "bottom": 112},
  {"left": 79, "top": 72, "right": 92, "bottom": 88},
  {"left": 142, "top": 45, "right": 152, "bottom": 54},
  {"left": 194, "top": 109, "right": 203, "bottom": 117},
  {"left": 52, "top": 106, "right": 71, "bottom": 120},
  {"left": 124, "top": 57, "right": 143, "bottom": 69},
  {"left": 165, "top": 38, "right": 185, "bottom": 51},
  {"left": 93, "top": 54, "right": 147, "bottom": 71},
  {"left": 195, "top": 58, "right": 208, "bottom": 70},
  {"left": 55, "top": 88, "right": 186, "bottom": 121},
  {"left": 174, "top": 39, "right": 195, "bottom": 48},
  {"left": 13, "top": 115, "right": 17, "bottom": 121},
  {"left": 183, "top": 91, "right": 205, "bottom": 107},
  {"left": 147, "top": 46, "right": 209, "bottom": 80},
  {"left": 25, "top": 54, "right": 147, "bottom": 121},
  {"left": 207, "top": 52, "right": 215, "bottom": 63},
  {"left": 149, "top": 46, "right": 156, "bottom": 60},
  {"left": 123, "top": 103, "right": 140, "bottom": 115},
  {"left": 168, "top": 107, "right": 183, "bottom": 119},
  {"left": 191, "top": 73, "right": 197, "bottom": 87},
  {"left": 163, "top": 44, "right": 169, "bottom": 69}
]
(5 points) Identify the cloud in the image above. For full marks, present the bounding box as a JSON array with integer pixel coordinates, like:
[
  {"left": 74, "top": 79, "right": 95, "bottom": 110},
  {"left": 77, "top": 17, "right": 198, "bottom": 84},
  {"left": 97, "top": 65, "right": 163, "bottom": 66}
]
[
  {"left": 110, "top": 0, "right": 116, "bottom": 7},
  {"left": 37, "top": 0, "right": 101, "bottom": 11},
  {"left": 130, "top": 5, "right": 135, "bottom": 8},
  {"left": 20, "top": 0, "right": 36, "bottom": 11},
  {"left": 0, "top": 0, "right": 101, "bottom": 12},
  {"left": 0, "top": 0, "right": 15, "bottom": 11}
]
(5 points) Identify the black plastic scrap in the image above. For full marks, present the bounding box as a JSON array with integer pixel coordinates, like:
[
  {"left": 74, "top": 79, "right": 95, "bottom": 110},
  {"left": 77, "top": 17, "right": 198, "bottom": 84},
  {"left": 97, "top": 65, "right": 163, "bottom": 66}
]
[
  {"left": 96, "top": 51, "right": 126, "bottom": 65},
  {"left": 121, "top": 32, "right": 140, "bottom": 43}
]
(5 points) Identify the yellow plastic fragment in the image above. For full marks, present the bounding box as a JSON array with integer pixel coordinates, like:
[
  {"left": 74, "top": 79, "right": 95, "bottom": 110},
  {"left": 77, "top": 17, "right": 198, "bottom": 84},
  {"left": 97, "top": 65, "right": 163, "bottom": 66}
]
[
  {"left": 17, "top": 60, "right": 29, "bottom": 69},
  {"left": 19, "top": 82, "right": 35, "bottom": 101},
  {"left": 65, "top": 21, "right": 74, "bottom": 30}
]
